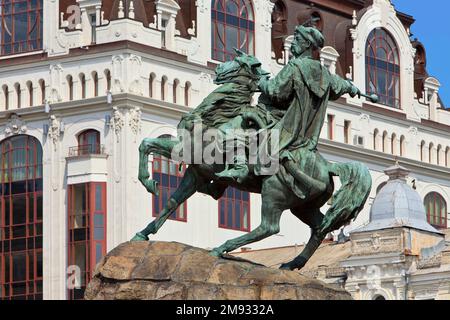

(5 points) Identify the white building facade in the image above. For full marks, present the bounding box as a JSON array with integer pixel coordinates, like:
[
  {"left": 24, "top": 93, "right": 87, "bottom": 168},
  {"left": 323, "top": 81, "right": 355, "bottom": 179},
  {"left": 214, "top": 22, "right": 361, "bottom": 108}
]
[{"left": 0, "top": 0, "right": 448, "bottom": 300}]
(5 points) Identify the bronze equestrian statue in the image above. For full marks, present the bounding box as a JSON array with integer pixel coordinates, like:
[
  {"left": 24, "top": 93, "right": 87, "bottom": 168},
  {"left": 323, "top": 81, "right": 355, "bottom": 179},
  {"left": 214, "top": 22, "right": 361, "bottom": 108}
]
[{"left": 131, "top": 26, "right": 373, "bottom": 271}]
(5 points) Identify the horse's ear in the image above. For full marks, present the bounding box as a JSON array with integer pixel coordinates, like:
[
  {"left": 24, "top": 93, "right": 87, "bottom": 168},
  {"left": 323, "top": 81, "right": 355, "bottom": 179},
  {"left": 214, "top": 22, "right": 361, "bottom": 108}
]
[{"left": 233, "top": 48, "right": 245, "bottom": 57}]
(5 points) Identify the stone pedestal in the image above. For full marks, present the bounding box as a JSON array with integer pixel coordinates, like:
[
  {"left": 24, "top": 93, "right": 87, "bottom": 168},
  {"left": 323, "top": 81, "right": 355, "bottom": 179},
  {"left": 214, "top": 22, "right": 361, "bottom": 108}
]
[{"left": 85, "top": 241, "right": 352, "bottom": 300}]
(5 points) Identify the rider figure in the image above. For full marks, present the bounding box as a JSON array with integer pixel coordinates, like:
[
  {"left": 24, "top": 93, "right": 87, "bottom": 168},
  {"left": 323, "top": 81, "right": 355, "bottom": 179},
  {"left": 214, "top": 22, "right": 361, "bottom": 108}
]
[{"left": 217, "top": 25, "right": 361, "bottom": 196}]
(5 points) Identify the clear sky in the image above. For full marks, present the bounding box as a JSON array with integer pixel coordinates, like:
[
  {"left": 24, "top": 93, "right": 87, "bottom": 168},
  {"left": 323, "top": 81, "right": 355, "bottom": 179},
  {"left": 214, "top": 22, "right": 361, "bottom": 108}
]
[{"left": 393, "top": 0, "right": 450, "bottom": 108}]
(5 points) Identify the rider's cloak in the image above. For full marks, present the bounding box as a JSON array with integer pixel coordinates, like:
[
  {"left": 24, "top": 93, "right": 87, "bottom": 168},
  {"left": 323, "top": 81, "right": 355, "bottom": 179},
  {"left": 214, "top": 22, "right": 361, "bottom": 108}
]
[{"left": 258, "top": 56, "right": 355, "bottom": 199}]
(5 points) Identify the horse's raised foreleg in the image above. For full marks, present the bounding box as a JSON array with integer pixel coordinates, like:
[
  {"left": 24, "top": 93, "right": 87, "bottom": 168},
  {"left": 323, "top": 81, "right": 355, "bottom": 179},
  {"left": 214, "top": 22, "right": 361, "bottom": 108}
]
[
  {"left": 211, "top": 177, "right": 285, "bottom": 257},
  {"left": 279, "top": 208, "right": 325, "bottom": 271},
  {"left": 138, "top": 138, "right": 179, "bottom": 195},
  {"left": 132, "top": 166, "right": 202, "bottom": 241}
]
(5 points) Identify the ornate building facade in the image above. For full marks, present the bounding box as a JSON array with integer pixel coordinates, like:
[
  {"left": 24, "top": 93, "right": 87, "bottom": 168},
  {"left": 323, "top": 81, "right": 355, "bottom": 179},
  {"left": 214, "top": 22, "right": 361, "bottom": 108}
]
[{"left": 0, "top": 0, "right": 448, "bottom": 300}]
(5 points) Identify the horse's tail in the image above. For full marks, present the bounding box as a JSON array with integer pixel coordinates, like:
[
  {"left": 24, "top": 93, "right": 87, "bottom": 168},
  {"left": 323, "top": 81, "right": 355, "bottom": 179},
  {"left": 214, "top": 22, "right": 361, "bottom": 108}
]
[{"left": 319, "top": 162, "right": 372, "bottom": 236}]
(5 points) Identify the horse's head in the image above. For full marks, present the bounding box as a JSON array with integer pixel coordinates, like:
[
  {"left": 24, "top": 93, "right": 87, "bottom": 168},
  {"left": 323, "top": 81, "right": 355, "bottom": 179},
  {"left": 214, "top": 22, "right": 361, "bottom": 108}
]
[{"left": 214, "top": 49, "right": 269, "bottom": 90}]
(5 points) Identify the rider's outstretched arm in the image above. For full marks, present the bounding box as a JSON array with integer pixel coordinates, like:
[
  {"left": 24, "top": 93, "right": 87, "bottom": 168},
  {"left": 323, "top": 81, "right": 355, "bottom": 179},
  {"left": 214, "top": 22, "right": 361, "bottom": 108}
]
[
  {"left": 329, "top": 74, "right": 359, "bottom": 101},
  {"left": 258, "top": 61, "right": 296, "bottom": 105}
]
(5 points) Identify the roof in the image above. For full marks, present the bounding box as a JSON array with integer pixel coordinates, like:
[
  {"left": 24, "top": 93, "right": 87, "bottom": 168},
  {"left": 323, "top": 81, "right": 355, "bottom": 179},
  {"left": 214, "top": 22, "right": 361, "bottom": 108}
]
[
  {"left": 233, "top": 241, "right": 352, "bottom": 277},
  {"left": 355, "top": 164, "right": 441, "bottom": 234}
]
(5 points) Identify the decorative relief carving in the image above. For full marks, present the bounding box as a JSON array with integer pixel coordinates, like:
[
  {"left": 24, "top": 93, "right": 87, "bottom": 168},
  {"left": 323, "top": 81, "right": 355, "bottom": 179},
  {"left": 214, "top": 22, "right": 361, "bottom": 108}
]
[
  {"left": 360, "top": 114, "right": 370, "bottom": 122},
  {"left": 199, "top": 72, "right": 213, "bottom": 84},
  {"left": 128, "top": 55, "right": 143, "bottom": 95},
  {"left": 196, "top": 0, "right": 208, "bottom": 13},
  {"left": 110, "top": 107, "right": 125, "bottom": 142},
  {"left": 353, "top": 232, "right": 401, "bottom": 255},
  {"left": 112, "top": 55, "right": 125, "bottom": 93},
  {"left": 48, "top": 115, "right": 61, "bottom": 149},
  {"left": 408, "top": 126, "right": 418, "bottom": 136},
  {"left": 129, "top": 107, "right": 142, "bottom": 141},
  {"left": 256, "top": 0, "right": 275, "bottom": 32},
  {"left": 4, "top": 114, "right": 27, "bottom": 136},
  {"left": 49, "top": 64, "right": 63, "bottom": 103}
]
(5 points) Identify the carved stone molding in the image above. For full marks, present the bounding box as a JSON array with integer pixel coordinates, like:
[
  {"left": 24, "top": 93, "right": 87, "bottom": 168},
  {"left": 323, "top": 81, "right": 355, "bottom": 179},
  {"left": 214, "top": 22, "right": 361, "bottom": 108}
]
[{"left": 4, "top": 114, "right": 27, "bottom": 136}]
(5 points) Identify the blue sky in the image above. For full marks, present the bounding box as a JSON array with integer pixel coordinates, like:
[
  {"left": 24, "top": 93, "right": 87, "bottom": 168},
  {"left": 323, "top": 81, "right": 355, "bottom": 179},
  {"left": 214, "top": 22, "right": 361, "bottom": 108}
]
[{"left": 393, "top": 0, "right": 450, "bottom": 107}]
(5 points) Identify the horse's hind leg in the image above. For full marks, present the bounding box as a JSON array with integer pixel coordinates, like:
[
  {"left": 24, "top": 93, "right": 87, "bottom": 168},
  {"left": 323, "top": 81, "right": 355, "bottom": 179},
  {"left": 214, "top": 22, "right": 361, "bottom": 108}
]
[
  {"left": 211, "top": 176, "right": 285, "bottom": 257},
  {"left": 138, "top": 138, "right": 179, "bottom": 195},
  {"left": 279, "top": 207, "right": 325, "bottom": 271},
  {"left": 132, "top": 166, "right": 202, "bottom": 241}
]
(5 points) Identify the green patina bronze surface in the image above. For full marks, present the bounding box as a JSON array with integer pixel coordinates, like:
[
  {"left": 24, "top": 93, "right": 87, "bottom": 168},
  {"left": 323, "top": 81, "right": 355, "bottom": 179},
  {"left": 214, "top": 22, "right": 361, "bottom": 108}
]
[{"left": 132, "top": 26, "right": 373, "bottom": 271}]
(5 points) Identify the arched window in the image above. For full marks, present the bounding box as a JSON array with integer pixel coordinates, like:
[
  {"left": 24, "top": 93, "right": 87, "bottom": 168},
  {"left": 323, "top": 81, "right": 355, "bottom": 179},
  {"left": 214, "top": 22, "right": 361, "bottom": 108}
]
[
  {"left": 152, "top": 135, "right": 187, "bottom": 221},
  {"left": 421, "top": 141, "right": 426, "bottom": 162},
  {"left": 3, "top": 85, "right": 9, "bottom": 110},
  {"left": 104, "top": 70, "right": 111, "bottom": 92},
  {"left": 92, "top": 72, "right": 99, "bottom": 97},
  {"left": 27, "top": 81, "right": 33, "bottom": 107},
  {"left": 429, "top": 142, "right": 435, "bottom": 164},
  {"left": 15, "top": 83, "right": 21, "bottom": 109},
  {"left": 67, "top": 75, "right": 74, "bottom": 101},
  {"left": 382, "top": 131, "right": 389, "bottom": 153},
  {"left": 366, "top": 28, "right": 400, "bottom": 108},
  {"left": 79, "top": 74, "right": 86, "bottom": 99},
  {"left": 76, "top": 130, "right": 101, "bottom": 156},
  {"left": 437, "top": 145, "right": 442, "bottom": 166},
  {"left": 219, "top": 187, "right": 250, "bottom": 232},
  {"left": 161, "top": 76, "right": 168, "bottom": 101},
  {"left": 0, "top": 135, "right": 43, "bottom": 300},
  {"left": 173, "top": 79, "right": 180, "bottom": 104},
  {"left": 373, "top": 129, "right": 379, "bottom": 151},
  {"left": 184, "top": 81, "right": 192, "bottom": 106},
  {"left": 445, "top": 147, "right": 450, "bottom": 167},
  {"left": 424, "top": 193, "right": 447, "bottom": 229},
  {"left": 400, "top": 135, "right": 406, "bottom": 157},
  {"left": 149, "top": 73, "right": 156, "bottom": 98},
  {"left": 211, "top": 0, "right": 255, "bottom": 62},
  {"left": 0, "top": 0, "right": 43, "bottom": 56},
  {"left": 391, "top": 133, "right": 397, "bottom": 155},
  {"left": 38, "top": 80, "right": 45, "bottom": 104}
]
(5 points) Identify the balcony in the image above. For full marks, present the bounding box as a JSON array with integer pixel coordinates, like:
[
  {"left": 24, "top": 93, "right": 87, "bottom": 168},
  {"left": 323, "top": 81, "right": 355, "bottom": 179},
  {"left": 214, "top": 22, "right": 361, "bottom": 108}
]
[
  {"left": 68, "top": 144, "right": 105, "bottom": 157},
  {"left": 66, "top": 144, "right": 108, "bottom": 185}
]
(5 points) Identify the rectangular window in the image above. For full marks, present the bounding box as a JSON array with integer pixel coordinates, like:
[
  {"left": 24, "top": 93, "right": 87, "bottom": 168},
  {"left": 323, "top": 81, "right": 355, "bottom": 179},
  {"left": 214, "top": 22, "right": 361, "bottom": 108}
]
[
  {"left": 344, "top": 120, "right": 351, "bottom": 144},
  {"left": 90, "top": 14, "right": 96, "bottom": 44},
  {"left": 219, "top": 188, "right": 250, "bottom": 232},
  {"left": 152, "top": 156, "right": 187, "bottom": 222},
  {"left": 327, "top": 114, "right": 335, "bottom": 141},
  {"left": 67, "top": 182, "right": 106, "bottom": 300},
  {"left": 0, "top": 0, "right": 43, "bottom": 56}
]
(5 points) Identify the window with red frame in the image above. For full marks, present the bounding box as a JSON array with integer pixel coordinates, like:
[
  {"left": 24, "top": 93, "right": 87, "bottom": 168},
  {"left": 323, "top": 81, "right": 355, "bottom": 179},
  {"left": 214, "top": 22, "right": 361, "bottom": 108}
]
[
  {"left": 211, "top": 0, "right": 255, "bottom": 62},
  {"left": 219, "top": 187, "right": 250, "bottom": 232},
  {"left": 67, "top": 182, "right": 106, "bottom": 300},
  {"left": 0, "top": 135, "right": 43, "bottom": 300},
  {"left": 0, "top": 0, "right": 43, "bottom": 56},
  {"left": 424, "top": 192, "right": 447, "bottom": 229},
  {"left": 366, "top": 28, "right": 401, "bottom": 109},
  {"left": 152, "top": 154, "right": 187, "bottom": 222},
  {"left": 77, "top": 129, "right": 101, "bottom": 156}
]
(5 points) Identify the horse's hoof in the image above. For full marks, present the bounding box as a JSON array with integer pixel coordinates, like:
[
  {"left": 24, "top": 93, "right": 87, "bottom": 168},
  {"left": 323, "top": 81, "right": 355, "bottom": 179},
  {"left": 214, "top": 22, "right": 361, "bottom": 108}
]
[
  {"left": 209, "top": 249, "right": 223, "bottom": 258},
  {"left": 131, "top": 232, "right": 149, "bottom": 242},
  {"left": 279, "top": 263, "right": 294, "bottom": 271}
]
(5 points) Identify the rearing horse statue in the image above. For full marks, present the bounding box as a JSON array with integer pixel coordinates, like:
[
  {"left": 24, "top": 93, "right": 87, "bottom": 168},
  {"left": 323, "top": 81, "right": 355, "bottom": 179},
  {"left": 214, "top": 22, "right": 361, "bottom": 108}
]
[{"left": 132, "top": 27, "right": 372, "bottom": 271}]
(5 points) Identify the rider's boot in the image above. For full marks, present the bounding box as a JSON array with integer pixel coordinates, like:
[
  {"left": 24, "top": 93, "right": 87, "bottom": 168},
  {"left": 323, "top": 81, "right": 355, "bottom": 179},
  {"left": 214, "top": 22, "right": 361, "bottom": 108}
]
[{"left": 216, "top": 162, "right": 249, "bottom": 184}]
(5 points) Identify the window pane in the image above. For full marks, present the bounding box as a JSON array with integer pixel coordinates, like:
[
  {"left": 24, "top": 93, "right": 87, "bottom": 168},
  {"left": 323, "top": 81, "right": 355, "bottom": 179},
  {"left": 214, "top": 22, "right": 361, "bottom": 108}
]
[{"left": 95, "top": 184, "right": 102, "bottom": 211}]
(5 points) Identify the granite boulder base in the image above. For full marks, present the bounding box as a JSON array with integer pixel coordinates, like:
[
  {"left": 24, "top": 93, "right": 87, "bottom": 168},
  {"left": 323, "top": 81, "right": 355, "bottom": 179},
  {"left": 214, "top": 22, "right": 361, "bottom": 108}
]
[{"left": 84, "top": 241, "right": 352, "bottom": 300}]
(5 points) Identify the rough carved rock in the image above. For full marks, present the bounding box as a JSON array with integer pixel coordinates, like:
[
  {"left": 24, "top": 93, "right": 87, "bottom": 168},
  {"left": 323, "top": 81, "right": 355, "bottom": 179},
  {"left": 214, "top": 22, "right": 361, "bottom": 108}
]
[{"left": 84, "top": 241, "right": 352, "bottom": 300}]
